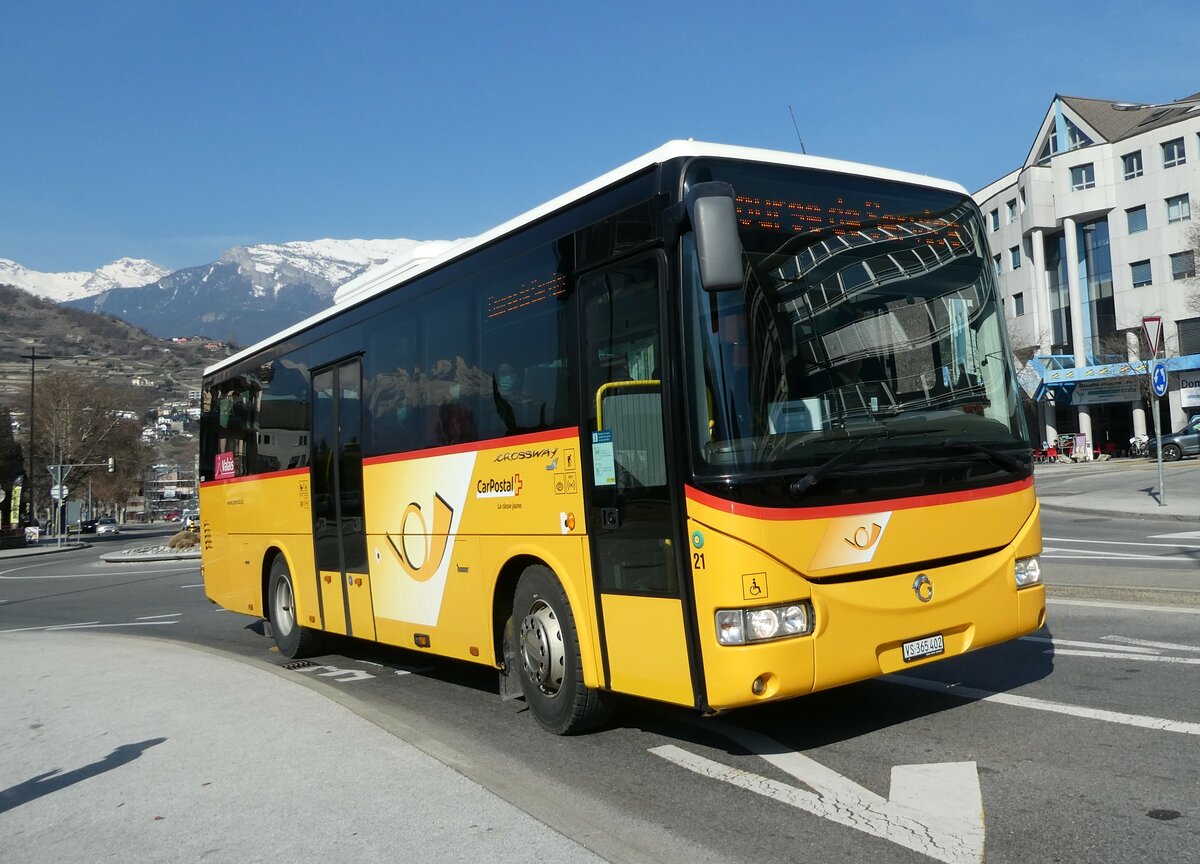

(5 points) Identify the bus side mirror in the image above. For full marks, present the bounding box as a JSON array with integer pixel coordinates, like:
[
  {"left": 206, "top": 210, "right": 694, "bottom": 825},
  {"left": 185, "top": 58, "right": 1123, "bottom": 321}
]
[{"left": 686, "top": 181, "right": 744, "bottom": 292}]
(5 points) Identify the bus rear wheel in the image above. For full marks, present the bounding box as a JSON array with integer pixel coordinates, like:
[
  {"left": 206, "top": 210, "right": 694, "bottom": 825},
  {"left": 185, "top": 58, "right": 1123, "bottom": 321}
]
[
  {"left": 269, "top": 555, "right": 322, "bottom": 659},
  {"left": 513, "top": 565, "right": 612, "bottom": 735}
]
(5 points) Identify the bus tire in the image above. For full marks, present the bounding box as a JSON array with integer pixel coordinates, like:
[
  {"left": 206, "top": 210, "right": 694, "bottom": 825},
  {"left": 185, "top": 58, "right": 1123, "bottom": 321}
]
[
  {"left": 268, "top": 555, "right": 322, "bottom": 659},
  {"left": 513, "top": 564, "right": 612, "bottom": 735}
]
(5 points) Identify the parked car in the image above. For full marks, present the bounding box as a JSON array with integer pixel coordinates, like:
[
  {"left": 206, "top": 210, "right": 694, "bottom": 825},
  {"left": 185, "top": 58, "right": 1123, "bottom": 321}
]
[
  {"left": 164, "top": 510, "right": 182, "bottom": 522},
  {"left": 1147, "top": 415, "right": 1200, "bottom": 461},
  {"left": 96, "top": 517, "right": 120, "bottom": 535}
]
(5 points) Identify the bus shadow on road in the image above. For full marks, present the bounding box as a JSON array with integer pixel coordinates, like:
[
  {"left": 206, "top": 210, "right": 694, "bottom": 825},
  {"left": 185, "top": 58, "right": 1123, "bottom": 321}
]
[{"left": 625, "top": 626, "right": 1057, "bottom": 751}]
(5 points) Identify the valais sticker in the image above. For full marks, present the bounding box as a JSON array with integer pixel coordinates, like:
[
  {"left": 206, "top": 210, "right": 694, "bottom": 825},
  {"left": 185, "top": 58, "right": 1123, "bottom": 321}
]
[{"left": 214, "top": 451, "right": 237, "bottom": 480}]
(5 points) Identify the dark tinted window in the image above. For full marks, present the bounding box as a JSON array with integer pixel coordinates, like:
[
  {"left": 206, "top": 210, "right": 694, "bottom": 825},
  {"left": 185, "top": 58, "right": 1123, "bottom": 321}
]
[
  {"left": 363, "top": 240, "right": 576, "bottom": 455},
  {"left": 200, "top": 355, "right": 310, "bottom": 480}
]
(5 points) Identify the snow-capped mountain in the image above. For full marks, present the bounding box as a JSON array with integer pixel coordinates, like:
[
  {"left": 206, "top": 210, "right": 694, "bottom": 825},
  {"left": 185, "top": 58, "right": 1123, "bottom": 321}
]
[
  {"left": 0, "top": 257, "right": 171, "bottom": 302},
  {"left": 215, "top": 238, "right": 429, "bottom": 299},
  {"left": 61, "top": 238, "right": 454, "bottom": 347}
]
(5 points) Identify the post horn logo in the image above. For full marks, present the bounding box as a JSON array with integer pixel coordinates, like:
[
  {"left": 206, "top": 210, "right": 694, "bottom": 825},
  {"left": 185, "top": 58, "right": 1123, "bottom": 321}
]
[
  {"left": 845, "top": 522, "right": 884, "bottom": 551},
  {"left": 387, "top": 493, "right": 454, "bottom": 583}
]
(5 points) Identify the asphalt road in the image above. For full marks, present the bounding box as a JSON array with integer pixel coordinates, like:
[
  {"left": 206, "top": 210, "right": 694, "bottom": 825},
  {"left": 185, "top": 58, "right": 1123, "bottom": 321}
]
[{"left": 2, "top": 527, "right": 1198, "bottom": 863}]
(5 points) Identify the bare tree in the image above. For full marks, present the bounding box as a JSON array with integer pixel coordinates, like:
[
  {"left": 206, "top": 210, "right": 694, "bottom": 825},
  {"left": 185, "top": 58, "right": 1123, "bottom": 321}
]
[{"left": 19, "top": 371, "right": 152, "bottom": 519}]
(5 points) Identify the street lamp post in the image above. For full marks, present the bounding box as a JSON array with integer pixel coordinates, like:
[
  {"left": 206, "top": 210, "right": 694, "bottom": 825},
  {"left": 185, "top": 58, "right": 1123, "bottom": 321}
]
[{"left": 19, "top": 345, "right": 51, "bottom": 529}]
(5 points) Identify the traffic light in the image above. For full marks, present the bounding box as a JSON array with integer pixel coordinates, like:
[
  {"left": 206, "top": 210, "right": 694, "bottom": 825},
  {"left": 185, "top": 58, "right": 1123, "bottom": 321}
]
[{"left": 107, "top": 457, "right": 115, "bottom": 473}]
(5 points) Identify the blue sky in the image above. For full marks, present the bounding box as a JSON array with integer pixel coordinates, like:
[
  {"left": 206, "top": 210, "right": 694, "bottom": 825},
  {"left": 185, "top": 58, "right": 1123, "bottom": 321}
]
[{"left": 2, "top": 1, "right": 1196, "bottom": 273}]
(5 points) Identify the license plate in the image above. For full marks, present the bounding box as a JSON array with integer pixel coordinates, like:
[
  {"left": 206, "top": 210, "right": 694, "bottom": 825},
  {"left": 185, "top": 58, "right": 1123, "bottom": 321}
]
[{"left": 902, "top": 634, "right": 945, "bottom": 662}]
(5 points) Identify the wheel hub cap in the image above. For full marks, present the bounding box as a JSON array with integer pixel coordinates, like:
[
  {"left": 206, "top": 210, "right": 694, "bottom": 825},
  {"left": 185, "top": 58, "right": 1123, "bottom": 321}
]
[{"left": 520, "top": 600, "right": 564, "bottom": 696}]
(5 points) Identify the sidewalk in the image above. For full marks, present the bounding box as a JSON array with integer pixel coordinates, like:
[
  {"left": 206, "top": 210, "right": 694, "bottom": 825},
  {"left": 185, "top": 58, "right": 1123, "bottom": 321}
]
[
  {"left": 0, "top": 630, "right": 602, "bottom": 864},
  {"left": 1034, "top": 457, "right": 1200, "bottom": 521}
]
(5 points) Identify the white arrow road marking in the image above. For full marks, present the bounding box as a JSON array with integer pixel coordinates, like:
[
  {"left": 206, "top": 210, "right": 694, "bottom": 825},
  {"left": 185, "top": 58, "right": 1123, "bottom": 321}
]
[
  {"left": 1148, "top": 530, "right": 1200, "bottom": 540},
  {"left": 651, "top": 724, "right": 984, "bottom": 864},
  {"left": 291, "top": 663, "right": 374, "bottom": 683},
  {"left": 888, "top": 676, "right": 1200, "bottom": 736}
]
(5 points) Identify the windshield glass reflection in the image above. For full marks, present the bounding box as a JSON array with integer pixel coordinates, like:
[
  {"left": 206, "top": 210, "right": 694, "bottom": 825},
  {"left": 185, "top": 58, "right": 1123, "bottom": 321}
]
[{"left": 681, "top": 161, "right": 1029, "bottom": 502}]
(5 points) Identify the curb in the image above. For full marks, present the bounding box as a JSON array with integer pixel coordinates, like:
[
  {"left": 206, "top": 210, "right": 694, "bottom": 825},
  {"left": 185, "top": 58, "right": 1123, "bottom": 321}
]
[
  {"left": 1037, "top": 500, "right": 1200, "bottom": 523},
  {"left": 0, "top": 542, "right": 90, "bottom": 559},
  {"left": 99, "top": 550, "right": 201, "bottom": 562}
]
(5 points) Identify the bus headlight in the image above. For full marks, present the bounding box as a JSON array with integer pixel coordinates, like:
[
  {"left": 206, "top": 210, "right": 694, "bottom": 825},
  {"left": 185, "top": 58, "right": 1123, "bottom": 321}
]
[
  {"left": 716, "top": 602, "right": 814, "bottom": 645},
  {"left": 1014, "top": 556, "right": 1042, "bottom": 588}
]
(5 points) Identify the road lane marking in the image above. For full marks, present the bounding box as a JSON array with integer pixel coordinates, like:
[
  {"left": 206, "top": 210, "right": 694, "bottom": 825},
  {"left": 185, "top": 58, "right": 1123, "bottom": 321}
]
[
  {"left": 1048, "top": 598, "right": 1200, "bottom": 616},
  {"left": 651, "top": 724, "right": 984, "bottom": 864},
  {"left": 136, "top": 613, "right": 181, "bottom": 620},
  {"left": 888, "top": 676, "right": 1200, "bottom": 736},
  {"left": 1, "top": 561, "right": 199, "bottom": 579},
  {"left": 0, "top": 620, "right": 180, "bottom": 633},
  {"left": 1045, "top": 536, "right": 1200, "bottom": 550},
  {"left": 1102, "top": 635, "right": 1200, "bottom": 653},
  {"left": 1020, "top": 635, "right": 1159, "bottom": 654},
  {"left": 1046, "top": 648, "right": 1200, "bottom": 666},
  {"left": 1149, "top": 530, "right": 1200, "bottom": 540}
]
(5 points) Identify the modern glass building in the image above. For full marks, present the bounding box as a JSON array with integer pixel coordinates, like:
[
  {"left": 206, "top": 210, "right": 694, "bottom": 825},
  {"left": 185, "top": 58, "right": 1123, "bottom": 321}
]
[{"left": 976, "top": 92, "right": 1200, "bottom": 457}]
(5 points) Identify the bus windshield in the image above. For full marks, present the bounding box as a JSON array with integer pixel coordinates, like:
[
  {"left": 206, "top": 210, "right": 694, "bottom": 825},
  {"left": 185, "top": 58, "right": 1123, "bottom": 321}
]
[{"left": 681, "top": 160, "right": 1029, "bottom": 504}]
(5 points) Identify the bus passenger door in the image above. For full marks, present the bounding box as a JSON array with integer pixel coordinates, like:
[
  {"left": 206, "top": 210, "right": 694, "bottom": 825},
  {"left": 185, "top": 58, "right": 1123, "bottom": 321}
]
[
  {"left": 578, "top": 254, "right": 694, "bottom": 706},
  {"left": 310, "top": 359, "right": 375, "bottom": 640}
]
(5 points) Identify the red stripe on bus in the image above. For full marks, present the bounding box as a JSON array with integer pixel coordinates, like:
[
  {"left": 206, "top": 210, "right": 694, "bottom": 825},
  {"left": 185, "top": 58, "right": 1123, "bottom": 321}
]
[
  {"left": 362, "top": 426, "right": 579, "bottom": 466},
  {"left": 200, "top": 467, "right": 310, "bottom": 488},
  {"left": 684, "top": 476, "right": 1033, "bottom": 521}
]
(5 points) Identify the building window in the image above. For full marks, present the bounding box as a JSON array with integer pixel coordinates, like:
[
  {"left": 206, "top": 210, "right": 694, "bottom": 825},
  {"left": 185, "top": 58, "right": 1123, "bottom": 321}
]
[
  {"left": 1131, "top": 260, "right": 1152, "bottom": 287},
  {"left": 992, "top": 253, "right": 1002, "bottom": 276},
  {"left": 989, "top": 209, "right": 999, "bottom": 231},
  {"left": 1180, "top": 316, "right": 1200, "bottom": 355},
  {"left": 1122, "top": 150, "right": 1144, "bottom": 179},
  {"left": 1163, "top": 138, "right": 1186, "bottom": 168},
  {"left": 1070, "top": 163, "right": 1096, "bottom": 190},
  {"left": 1005, "top": 199, "right": 1017, "bottom": 223},
  {"left": 1126, "top": 205, "right": 1148, "bottom": 234},
  {"left": 1013, "top": 292, "right": 1025, "bottom": 317},
  {"left": 1019, "top": 188, "right": 1027, "bottom": 211},
  {"left": 1171, "top": 250, "right": 1196, "bottom": 280},
  {"left": 1167, "top": 193, "right": 1191, "bottom": 224},
  {"left": 1010, "top": 246, "right": 1021, "bottom": 269}
]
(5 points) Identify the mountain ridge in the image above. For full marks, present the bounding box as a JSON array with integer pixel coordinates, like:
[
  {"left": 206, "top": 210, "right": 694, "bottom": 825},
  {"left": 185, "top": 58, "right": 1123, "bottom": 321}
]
[{"left": 8, "top": 237, "right": 445, "bottom": 347}]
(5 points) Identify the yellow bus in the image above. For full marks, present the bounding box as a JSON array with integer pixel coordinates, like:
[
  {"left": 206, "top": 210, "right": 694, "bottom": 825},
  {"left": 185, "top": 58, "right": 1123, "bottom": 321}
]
[{"left": 200, "top": 141, "right": 1044, "bottom": 734}]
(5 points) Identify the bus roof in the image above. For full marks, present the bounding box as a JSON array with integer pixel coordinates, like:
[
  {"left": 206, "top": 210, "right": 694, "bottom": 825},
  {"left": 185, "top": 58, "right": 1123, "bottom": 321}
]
[{"left": 205, "top": 140, "right": 967, "bottom": 377}]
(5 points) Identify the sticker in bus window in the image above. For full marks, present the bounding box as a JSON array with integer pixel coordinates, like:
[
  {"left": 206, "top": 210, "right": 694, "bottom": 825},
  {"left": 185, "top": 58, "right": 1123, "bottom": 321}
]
[{"left": 592, "top": 431, "right": 616, "bottom": 486}]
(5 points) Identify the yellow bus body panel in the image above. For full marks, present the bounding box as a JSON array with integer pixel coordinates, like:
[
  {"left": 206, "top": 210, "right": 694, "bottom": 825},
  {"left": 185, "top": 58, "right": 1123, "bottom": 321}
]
[
  {"left": 201, "top": 470, "right": 318, "bottom": 621},
  {"left": 600, "top": 594, "right": 693, "bottom": 705},
  {"left": 686, "top": 481, "right": 1044, "bottom": 711}
]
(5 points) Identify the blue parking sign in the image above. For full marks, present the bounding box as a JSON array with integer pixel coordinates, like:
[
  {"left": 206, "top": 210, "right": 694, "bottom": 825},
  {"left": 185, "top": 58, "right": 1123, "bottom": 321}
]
[{"left": 1151, "top": 362, "right": 1168, "bottom": 398}]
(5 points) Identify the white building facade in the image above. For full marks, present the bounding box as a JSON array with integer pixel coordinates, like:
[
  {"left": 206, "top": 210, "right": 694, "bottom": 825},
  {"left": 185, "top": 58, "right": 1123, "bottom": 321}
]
[{"left": 976, "top": 93, "right": 1200, "bottom": 457}]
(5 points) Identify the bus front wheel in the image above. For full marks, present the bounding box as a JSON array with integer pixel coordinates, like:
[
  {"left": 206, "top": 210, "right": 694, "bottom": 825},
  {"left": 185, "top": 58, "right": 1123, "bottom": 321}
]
[
  {"left": 268, "top": 555, "right": 322, "bottom": 659},
  {"left": 513, "top": 565, "right": 612, "bottom": 735}
]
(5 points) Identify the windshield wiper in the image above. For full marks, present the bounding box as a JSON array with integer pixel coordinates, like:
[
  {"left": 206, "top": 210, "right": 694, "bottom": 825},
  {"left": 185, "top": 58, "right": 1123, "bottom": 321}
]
[
  {"left": 788, "top": 435, "right": 872, "bottom": 496},
  {"left": 941, "top": 440, "right": 1025, "bottom": 472},
  {"left": 787, "top": 425, "right": 943, "bottom": 497}
]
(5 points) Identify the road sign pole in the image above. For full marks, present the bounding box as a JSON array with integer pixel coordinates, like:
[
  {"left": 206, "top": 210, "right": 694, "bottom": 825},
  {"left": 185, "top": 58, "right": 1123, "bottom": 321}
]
[{"left": 1149, "top": 361, "right": 1166, "bottom": 507}]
